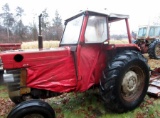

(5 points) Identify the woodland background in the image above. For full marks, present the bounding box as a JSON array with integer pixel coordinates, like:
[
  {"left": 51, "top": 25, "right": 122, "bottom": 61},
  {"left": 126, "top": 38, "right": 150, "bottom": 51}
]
[{"left": 0, "top": 3, "right": 63, "bottom": 43}]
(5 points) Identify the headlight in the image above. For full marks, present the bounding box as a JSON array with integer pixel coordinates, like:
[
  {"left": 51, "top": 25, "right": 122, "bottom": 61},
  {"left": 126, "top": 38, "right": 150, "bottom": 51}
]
[
  {"left": 3, "top": 73, "right": 14, "bottom": 83},
  {"left": 2, "top": 69, "right": 20, "bottom": 83}
]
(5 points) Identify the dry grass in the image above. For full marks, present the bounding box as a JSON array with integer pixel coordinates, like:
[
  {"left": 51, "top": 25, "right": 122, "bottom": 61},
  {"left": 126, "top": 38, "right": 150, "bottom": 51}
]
[
  {"left": 21, "top": 39, "right": 129, "bottom": 50},
  {"left": 21, "top": 41, "right": 60, "bottom": 49},
  {"left": 109, "top": 39, "right": 129, "bottom": 44}
]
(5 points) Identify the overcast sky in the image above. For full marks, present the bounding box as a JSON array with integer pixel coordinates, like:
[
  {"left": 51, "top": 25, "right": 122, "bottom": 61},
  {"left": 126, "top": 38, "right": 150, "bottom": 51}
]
[{"left": 0, "top": 0, "right": 160, "bottom": 32}]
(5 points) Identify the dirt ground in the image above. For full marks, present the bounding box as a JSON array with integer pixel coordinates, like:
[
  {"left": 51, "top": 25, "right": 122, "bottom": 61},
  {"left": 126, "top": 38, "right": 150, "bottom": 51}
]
[{"left": 144, "top": 54, "right": 160, "bottom": 69}]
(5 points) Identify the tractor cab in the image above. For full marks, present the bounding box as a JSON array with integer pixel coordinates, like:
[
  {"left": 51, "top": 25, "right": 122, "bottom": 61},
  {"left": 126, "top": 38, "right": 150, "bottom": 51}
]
[
  {"left": 137, "top": 25, "right": 160, "bottom": 40},
  {"left": 58, "top": 10, "right": 139, "bottom": 92},
  {"left": 60, "top": 10, "right": 132, "bottom": 46}
]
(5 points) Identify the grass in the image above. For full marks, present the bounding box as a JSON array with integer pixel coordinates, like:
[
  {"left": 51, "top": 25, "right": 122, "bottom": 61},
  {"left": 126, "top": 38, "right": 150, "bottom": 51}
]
[
  {"left": 0, "top": 85, "right": 12, "bottom": 118},
  {"left": 109, "top": 39, "right": 129, "bottom": 44},
  {"left": 1, "top": 78, "right": 160, "bottom": 118},
  {"left": 0, "top": 85, "right": 8, "bottom": 98},
  {"left": 44, "top": 89, "right": 160, "bottom": 118}
]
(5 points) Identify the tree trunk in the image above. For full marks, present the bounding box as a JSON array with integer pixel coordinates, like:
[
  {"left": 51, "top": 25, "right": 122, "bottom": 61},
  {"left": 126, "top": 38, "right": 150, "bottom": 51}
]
[{"left": 7, "top": 27, "right": 9, "bottom": 42}]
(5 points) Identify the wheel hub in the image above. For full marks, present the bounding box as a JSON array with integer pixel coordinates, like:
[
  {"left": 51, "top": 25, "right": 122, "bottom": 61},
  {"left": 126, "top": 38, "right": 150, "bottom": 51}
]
[{"left": 122, "top": 71, "right": 138, "bottom": 96}]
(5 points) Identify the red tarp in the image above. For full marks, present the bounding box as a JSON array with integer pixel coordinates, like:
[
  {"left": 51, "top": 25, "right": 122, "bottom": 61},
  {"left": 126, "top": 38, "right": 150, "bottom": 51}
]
[
  {"left": 26, "top": 45, "right": 106, "bottom": 93},
  {"left": 26, "top": 51, "right": 77, "bottom": 93},
  {"left": 76, "top": 45, "right": 106, "bottom": 91}
]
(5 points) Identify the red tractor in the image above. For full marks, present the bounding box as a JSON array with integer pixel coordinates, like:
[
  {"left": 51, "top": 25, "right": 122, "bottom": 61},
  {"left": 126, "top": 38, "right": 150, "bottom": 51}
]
[
  {"left": 0, "top": 10, "right": 149, "bottom": 118},
  {"left": 133, "top": 25, "right": 160, "bottom": 59}
]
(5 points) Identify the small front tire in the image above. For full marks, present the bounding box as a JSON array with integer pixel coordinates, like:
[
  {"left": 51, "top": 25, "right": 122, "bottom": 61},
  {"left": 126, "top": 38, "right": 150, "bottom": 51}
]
[{"left": 7, "top": 100, "right": 55, "bottom": 118}]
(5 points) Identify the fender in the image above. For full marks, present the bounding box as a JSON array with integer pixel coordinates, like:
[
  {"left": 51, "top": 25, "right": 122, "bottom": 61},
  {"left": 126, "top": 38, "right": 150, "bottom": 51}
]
[{"left": 104, "top": 43, "right": 140, "bottom": 52}]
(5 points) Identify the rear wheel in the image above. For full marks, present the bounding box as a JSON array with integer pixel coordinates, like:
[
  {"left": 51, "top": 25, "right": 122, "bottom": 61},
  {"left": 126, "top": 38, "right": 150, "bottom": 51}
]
[
  {"left": 148, "top": 39, "right": 160, "bottom": 59},
  {"left": 7, "top": 100, "right": 55, "bottom": 118},
  {"left": 100, "top": 50, "right": 149, "bottom": 112}
]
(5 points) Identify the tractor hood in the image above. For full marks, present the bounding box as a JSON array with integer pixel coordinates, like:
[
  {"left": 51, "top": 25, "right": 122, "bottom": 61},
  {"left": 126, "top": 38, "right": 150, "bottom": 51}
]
[
  {"left": 0, "top": 46, "right": 71, "bottom": 69},
  {"left": 0, "top": 46, "right": 77, "bottom": 92}
]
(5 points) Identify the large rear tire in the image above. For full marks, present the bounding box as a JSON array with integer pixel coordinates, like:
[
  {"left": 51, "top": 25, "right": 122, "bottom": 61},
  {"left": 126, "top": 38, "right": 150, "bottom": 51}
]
[
  {"left": 100, "top": 50, "right": 149, "bottom": 113},
  {"left": 7, "top": 100, "right": 55, "bottom": 118},
  {"left": 148, "top": 39, "right": 160, "bottom": 59}
]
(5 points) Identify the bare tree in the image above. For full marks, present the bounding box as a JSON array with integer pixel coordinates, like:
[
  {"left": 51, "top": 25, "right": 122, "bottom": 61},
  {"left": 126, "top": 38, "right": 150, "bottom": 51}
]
[
  {"left": 16, "top": 7, "right": 24, "bottom": 18},
  {"left": 42, "top": 9, "right": 49, "bottom": 29},
  {"left": 41, "top": 8, "right": 50, "bottom": 40},
  {"left": 13, "top": 6, "right": 26, "bottom": 40},
  {"left": 52, "top": 10, "right": 63, "bottom": 40},
  {"left": 0, "top": 3, "right": 15, "bottom": 42}
]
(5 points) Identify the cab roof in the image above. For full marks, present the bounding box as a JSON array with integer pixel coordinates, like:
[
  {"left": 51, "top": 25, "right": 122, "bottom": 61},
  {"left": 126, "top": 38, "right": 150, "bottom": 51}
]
[
  {"left": 65, "top": 10, "right": 129, "bottom": 23},
  {"left": 138, "top": 25, "right": 160, "bottom": 28}
]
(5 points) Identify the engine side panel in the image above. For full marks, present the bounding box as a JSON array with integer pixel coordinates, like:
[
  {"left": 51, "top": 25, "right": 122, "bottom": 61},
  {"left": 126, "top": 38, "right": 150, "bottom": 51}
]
[{"left": 26, "top": 54, "right": 77, "bottom": 93}]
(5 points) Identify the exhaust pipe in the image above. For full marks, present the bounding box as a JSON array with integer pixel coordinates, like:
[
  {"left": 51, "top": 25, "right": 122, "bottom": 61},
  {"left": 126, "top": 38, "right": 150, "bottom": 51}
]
[{"left": 38, "top": 14, "right": 43, "bottom": 49}]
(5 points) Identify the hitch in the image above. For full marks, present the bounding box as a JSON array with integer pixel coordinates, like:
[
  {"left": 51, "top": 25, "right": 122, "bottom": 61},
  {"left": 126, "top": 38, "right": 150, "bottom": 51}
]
[{"left": 148, "top": 68, "right": 160, "bottom": 97}]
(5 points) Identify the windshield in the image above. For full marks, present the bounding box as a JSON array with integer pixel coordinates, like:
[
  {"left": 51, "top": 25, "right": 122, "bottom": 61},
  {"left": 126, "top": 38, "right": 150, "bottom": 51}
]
[
  {"left": 85, "top": 16, "right": 107, "bottom": 43},
  {"left": 61, "top": 15, "right": 83, "bottom": 44},
  {"left": 138, "top": 27, "right": 147, "bottom": 37},
  {"left": 149, "top": 26, "right": 160, "bottom": 37}
]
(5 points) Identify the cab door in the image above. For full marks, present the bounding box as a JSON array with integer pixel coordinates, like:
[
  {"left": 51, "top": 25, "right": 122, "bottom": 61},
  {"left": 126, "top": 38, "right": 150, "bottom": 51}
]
[{"left": 76, "top": 15, "right": 108, "bottom": 91}]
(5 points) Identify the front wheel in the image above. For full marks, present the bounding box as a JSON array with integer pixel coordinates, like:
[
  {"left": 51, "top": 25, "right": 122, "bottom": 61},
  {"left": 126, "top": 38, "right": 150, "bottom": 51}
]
[
  {"left": 148, "top": 39, "right": 160, "bottom": 59},
  {"left": 7, "top": 100, "right": 55, "bottom": 118},
  {"left": 100, "top": 50, "right": 149, "bottom": 113}
]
